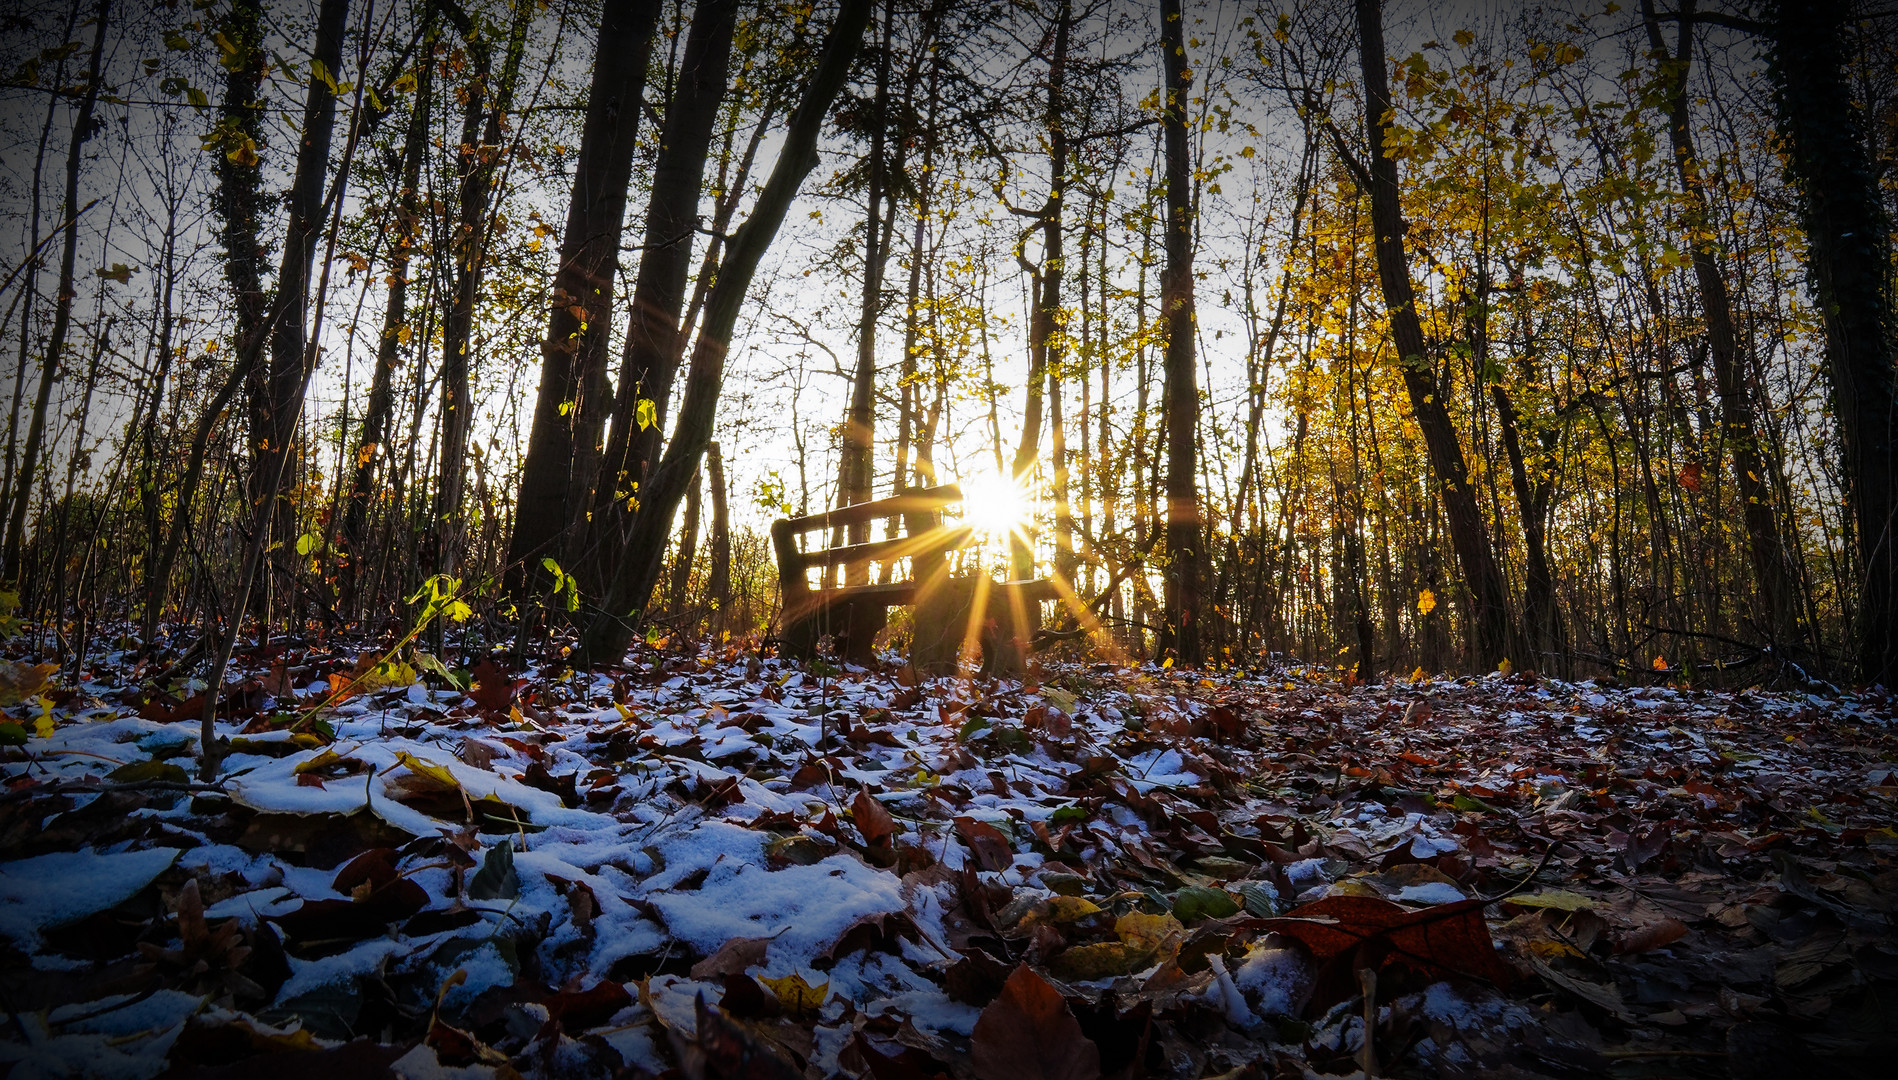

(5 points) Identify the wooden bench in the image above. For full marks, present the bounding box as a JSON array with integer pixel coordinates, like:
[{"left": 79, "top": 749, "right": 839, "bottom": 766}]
[{"left": 770, "top": 484, "right": 1058, "bottom": 671}]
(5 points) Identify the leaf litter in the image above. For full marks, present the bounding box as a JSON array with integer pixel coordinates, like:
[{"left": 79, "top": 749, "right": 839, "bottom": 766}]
[{"left": 0, "top": 640, "right": 1893, "bottom": 1078}]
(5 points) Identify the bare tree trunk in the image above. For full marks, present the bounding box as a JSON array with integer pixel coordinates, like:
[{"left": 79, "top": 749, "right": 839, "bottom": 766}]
[
  {"left": 579, "top": 0, "right": 873, "bottom": 664},
  {"left": 584, "top": 0, "right": 739, "bottom": 591},
  {"left": 1353, "top": 0, "right": 1514, "bottom": 668},
  {"left": 1158, "top": 0, "right": 1201, "bottom": 664},
  {"left": 838, "top": 0, "right": 894, "bottom": 584},
  {"left": 2, "top": 0, "right": 80, "bottom": 526},
  {"left": 250, "top": 0, "right": 348, "bottom": 597},
  {"left": 505, "top": 0, "right": 661, "bottom": 596},
  {"left": 708, "top": 440, "right": 731, "bottom": 632},
  {"left": 440, "top": 0, "right": 533, "bottom": 579},
  {"left": 342, "top": 14, "right": 434, "bottom": 584},
  {"left": 669, "top": 464, "right": 701, "bottom": 616},
  {"left": 3, "top": 0, "right": 109, "bottom": 581},
  {"left": 1642, "top": 0, "right": 1804, "bottom": 651},
  {"left": 1010, "top": 0, "right": 1072, "bottom": 582}
]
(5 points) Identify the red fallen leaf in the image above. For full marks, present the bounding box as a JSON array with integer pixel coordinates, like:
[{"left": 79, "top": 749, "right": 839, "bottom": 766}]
[
  {"left": 969, "top": 965, "right": 1102, "bottom": 1080},
  {"left": 955, "top": 816, "right": 1015, "bottom": 872},
  {"left": 854, "top": 787, "right": 896, "bottom": 846},
  {"left": 1205, "top": 705, "right": 1242, "bottom": 739},
  {"left": 536, "top": 979, "right": 631, "bottom": 1037},
  {"left": 1260, "top": 895, "right": 1515, "bottom": 1014},
  {"left": 295, "top": 773, "right": 325, "bottom": 789},
  {"left": 1679, "top": 460, "right": 1705, "bottom": 492},
  {"left": 1615, "top": 917, "right": 1689, "bottom": 955},
  {"left": 467, "top": 658, "right": 516, "bottom": 714}
]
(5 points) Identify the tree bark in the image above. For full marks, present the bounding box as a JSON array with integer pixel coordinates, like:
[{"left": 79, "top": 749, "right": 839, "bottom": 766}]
[
  {"left": 1158, "top": 0, "right": 1201, "bottom": 664},
  {"left": 3, "top": 0, "right": 109, "bottom": 581},
  {"left": 1766, "top": 0, "right": 1898, "bottom": 684},
  {"left": 1353, "top": 0, "right": 1514, "bottom": 668},
  {"left": 579, "top": 0, "right": 874, "bottom": 664}
]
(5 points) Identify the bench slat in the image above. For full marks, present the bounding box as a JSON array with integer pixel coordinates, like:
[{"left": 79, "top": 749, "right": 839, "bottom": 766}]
[
  {"left": 786, "top": 526, "right": 974, "bottom": 571},
  {"left": 780, "top": 483, "right": 963, "bottom": 536}
]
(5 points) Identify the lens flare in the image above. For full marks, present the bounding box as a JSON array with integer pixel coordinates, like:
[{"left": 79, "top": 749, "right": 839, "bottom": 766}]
[{"left": 958, "top": 470, "right": 1029, "bottom": 540}]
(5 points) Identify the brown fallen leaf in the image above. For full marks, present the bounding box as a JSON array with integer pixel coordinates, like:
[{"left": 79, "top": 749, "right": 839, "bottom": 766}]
[
  {"left": 956, "top": 816, "right": 1015, "bottom": 872},
  {"left": 854, "top": 787, "right": 896, "bottom": 846},
  {"left": 969, "top": 964, "right": 1101, "bottom": 1080},
  {"left": 1614, "top": 916, "right": 1689, "bottom": 954},
  {"left": 1260, "top": 895, "right": 1515, "bottom": 1014},
  {"left": 690, "top": 934, "right": 773, "bottom": 980}
]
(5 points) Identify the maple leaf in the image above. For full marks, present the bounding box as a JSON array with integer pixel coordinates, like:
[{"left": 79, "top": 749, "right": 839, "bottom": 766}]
[
  {"left": 969, "top": 965, "right": 1101, "bottom": 1080},
  {"left": 467, "top": 657, "right": 516, "bottom": 713}
]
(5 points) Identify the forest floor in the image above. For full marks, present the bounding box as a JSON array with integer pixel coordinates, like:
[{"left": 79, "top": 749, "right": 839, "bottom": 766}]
[{"left": 0, "top": 639, "right": 1893, "bottom": 1080}]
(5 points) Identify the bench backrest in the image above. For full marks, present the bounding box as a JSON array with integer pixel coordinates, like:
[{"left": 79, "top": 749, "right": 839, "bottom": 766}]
[{"left": 770, "top": 484, "right": 974, "bottom": 600}]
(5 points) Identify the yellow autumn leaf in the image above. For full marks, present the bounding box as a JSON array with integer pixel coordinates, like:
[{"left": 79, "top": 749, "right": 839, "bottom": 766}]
[
  {"left": 1418, "top": 589, "right": 1437, "bottom": 615},
  {"left": 33, "top": 697, "right": 55, "bottom": 739},
  {"left": 0, "top": 662, "right": 56, "bottom": 706},
  {"left": 1114, "top": 911, "right": 1184, "bottom": 960},
  {"left": 393, "top": 751, "right": 459, "bottom": 791},
  {"left": 1498, "top": 657, "right": 1514, "bottom": 677},
  {"left": 759, "top": 973, "right": 827, "bottom": 1018},
  {"left": 1652, "top": 655, "right": 1668, "bottom": 671},
  {"left": 1047, "top": 895, "right": 1102, "bottom": 923}
]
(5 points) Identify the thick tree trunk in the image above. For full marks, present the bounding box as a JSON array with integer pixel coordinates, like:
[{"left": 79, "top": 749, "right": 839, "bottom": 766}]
[
  {"left": 251, "top": 0, "right": 348, "bottom": 565},
  {"left": 506, "top": 0, "right": 661, "bottom": 595},
  {"left": 1766, "top": 0, "right": 1898, "bottom": 685},
  {"left": 585, "top": 0, "right": 739, "bottom": 590},
  {"left": 1354, "top": 0, "right": 1514, "bottom": 668},
  {"left": 1158, "top": 0, "right": 1201, "bottom": 664},
  {"left": 3, "top": 0, "right": 109, "bottom": 581},
  {"left": 578, "top": 0, "right": 873, "bottom": 664}
]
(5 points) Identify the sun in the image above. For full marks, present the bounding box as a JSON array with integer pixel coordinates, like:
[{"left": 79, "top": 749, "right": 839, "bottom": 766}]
[{"left": 958, "top": 470, "right": 1029, "bottom": 541}]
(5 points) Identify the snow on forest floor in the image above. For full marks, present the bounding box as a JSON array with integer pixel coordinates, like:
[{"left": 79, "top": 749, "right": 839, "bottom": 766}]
[{"left": 0, "top": 639, "right": 1894, "bottom": 1079}]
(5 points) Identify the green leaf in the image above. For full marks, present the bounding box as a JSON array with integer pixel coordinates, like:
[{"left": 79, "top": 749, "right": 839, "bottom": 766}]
[
  {"left": 1050, "top": 805, "right": 1089, "bottom": 825},
  {"left": 1170, "top": 885, "right": 1239, "bottom": 924},
  {"left": 1238, "top": 881, "right": 1280, "bottom": 917},
  {"left": 108, "top": 760, "right": 190, "bottom": 784},
  {"left": 0, "top": 722, "right": 26, "bottom": 746},
  {"left": 295, "top": 532, "right": 323, "bottom": 556},
  {"left": 468, "top": 841, "right": 519, "bottom": 900},
  {"left": 957, "top": 716, "right": 991, "bottom": 742}
]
